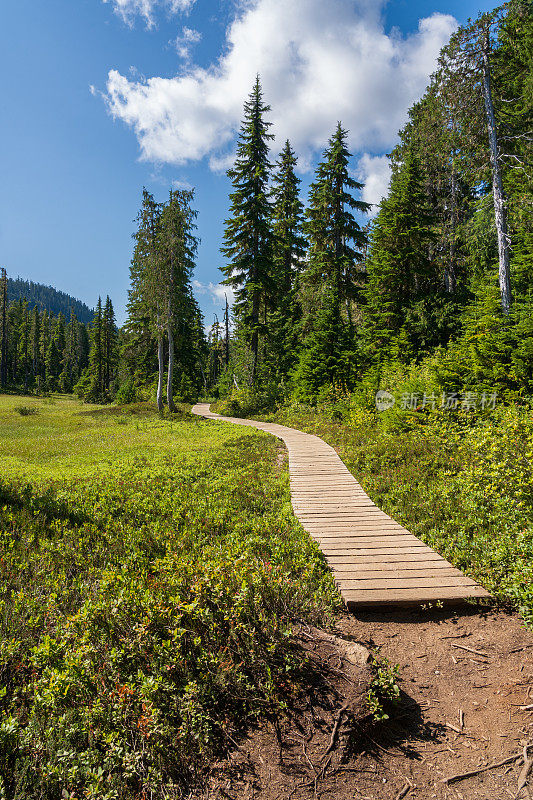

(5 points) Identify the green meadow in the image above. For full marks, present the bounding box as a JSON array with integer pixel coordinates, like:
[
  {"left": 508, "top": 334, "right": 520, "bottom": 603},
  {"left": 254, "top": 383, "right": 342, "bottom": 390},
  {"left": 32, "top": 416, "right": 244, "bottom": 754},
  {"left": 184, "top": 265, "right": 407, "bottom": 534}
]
[{"left": 0, "top": 396, "right": 338, "bottom": 799}]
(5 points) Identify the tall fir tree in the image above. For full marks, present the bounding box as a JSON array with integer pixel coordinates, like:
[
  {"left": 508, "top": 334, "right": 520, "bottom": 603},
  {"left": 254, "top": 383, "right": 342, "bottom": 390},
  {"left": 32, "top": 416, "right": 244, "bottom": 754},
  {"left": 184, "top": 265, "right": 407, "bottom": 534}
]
[
  {"left": 124, "top": 188, "right": 203, "bottom": 408},
  {"left": 267, "top": 140, "right": 306, "bottom": 378},
  {"left": 63, "top": 309, "right": 80, "bottom": 391},
  {"left": 157, "top": 189, "right": 199, "bottom": 410},
  {"left": 303, "top": 123, "right": 369, "bottom": 315},
  {"left": 17, "top": 300, "right": 30, "bottom": 391},
  {"left": 295, "top": 124, "right": 369, "bottom": 398},
  {"left": 364, "top": 150, "right": 440, "bottom": 363},
  {"left": 103, "top": 296, "right": 118, "bottom": 396},
  {"left": 128, "top": 190, "right": 166, "bottom": 409},
  {"left": 221, "top": 76, "right": 275, "bottom": 384},
  {"left": 39, "top": 310, "right": 50, "bottom": 388},
  {"left": 30, "top": 305, "right": 41, "bottom": 388},
  {"left": 0, "top": 268, "right": 7, "bottom": 388},
  {"left": 85, "top": 298, "right": 104, "bottom": 400},
  {"left": 437, "top": 6, "right": 514, "bottom": 313}
]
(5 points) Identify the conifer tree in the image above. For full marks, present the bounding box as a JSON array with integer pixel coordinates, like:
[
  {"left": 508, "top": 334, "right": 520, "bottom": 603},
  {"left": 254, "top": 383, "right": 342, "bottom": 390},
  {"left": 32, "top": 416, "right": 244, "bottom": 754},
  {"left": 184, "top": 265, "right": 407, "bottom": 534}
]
[
  {"left": 30, "top": 305, "right": 40, "bottom": 388},
  {"left": 40, "top": 310, "right": 50, "bottom": 388},
  {"left": 364, "top": 150, "right": 439, "bottom": 362},
  {"left": 267, "top": 140, "right": 306, "bottom": 377},
  {"left": 437, "top": 7, "right": 515, "bottom": 313},
  {"left": 63, "top": 309, "right": 80, "bottom": 391},
  {"left": 17, "top": 300, "right": 30, "bottom": 391},
  {"left": 157, "top": 189, "right": 199, "bottom": 411},
  {"left": 129, "top": 190, "right": 166, "bottom": 409},
  {"left": 221, "top": 76, "right": 275, "bottom": 384},
  {"left": 295, "top": 124, "right": 369, "bottom": 398},
  {"left": 293, "top": 282, "right": 356, "bottom": 400},
  {"left": 126, "top": 188, "right": 202, "bottom": 409},
  {"left": 7, "top": 300, "right": 23, "bottom": 384},
  {"left": 78, "top": 322, "right": 90, "bottom": 374},
  {"left": 303, "top": 123, "right": 369, "bottom": 312},
  {"left": 90, "top": 298, "right": 104, "bottom": 399},
  {"left": 45, "top": 333, "right": 61, "bottom": 390},
  {"left": 0, "top": 268, "right": 7, "bottom": 388},
  {"left": 103, "top": 296, "right": 118, "bottom": 395}
]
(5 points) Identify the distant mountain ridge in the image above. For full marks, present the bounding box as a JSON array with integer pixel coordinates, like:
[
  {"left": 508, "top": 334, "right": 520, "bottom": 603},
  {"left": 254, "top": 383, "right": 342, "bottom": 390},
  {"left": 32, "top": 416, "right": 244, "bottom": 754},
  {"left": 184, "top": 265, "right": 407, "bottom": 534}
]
[{"left": 7, "top": 277, "right": 94, "bottom": 324}]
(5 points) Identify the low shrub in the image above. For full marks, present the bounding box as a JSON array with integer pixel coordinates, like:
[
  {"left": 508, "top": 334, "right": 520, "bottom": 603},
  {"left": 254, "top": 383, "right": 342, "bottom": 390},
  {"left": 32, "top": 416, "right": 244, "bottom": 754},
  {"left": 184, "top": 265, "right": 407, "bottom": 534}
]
[{"left": 13, "top": 406, "right": 38, "bottom": 416}]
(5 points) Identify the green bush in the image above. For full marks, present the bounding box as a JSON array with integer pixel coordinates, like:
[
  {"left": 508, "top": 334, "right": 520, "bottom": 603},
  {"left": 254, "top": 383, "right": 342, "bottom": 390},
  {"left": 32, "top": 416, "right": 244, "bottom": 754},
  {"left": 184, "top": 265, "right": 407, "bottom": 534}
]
[{"left": 13, "top": 406, "right": 38, "bottom": 416}]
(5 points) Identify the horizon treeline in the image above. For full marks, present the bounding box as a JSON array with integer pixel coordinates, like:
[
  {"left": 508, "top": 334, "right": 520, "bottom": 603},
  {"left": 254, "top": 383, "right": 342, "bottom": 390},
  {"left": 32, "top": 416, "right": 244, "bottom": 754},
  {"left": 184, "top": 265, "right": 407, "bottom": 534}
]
[
  {"left": 0, "top": 268, "right": 119, "bottom": 400},
  {"left": 6, "top": 277, "right": 94, "bottom": 323}
]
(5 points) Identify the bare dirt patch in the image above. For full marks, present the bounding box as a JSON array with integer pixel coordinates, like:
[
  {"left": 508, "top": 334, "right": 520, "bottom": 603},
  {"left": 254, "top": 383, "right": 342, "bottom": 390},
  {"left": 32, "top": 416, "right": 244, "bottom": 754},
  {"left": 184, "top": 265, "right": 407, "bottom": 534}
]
[{"left": 194, "top": 607, "right": 533, "bottom": 800}]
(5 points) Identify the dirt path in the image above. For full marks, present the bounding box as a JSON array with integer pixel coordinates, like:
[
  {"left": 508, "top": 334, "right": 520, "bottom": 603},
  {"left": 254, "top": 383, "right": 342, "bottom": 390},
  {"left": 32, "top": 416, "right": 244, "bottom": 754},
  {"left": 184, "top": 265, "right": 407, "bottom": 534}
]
[
  {"left": 335, "top": 606, "right": 533, "bottom": 800},
  {"left": 198, "top": 607, "right": 532, "bottom": 800}
]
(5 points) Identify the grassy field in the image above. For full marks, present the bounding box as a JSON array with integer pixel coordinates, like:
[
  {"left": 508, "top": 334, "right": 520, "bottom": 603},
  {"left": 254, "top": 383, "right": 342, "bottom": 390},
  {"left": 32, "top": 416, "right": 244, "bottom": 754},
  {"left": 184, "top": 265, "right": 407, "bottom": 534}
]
[{"left": 0, "top": 395, "right": 339, "bottom": 800}]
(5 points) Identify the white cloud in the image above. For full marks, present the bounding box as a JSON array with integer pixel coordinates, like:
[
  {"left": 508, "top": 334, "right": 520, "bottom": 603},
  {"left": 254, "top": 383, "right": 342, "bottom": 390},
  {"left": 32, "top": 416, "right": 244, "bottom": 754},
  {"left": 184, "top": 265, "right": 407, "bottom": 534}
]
[
  {"left": 193, "top": 280, "right": 235, "bottom": 307},
  {"left": 356, "top": 154, "right": 391, "bottom": 212},
  {"left": 171, "top": 177, "right": 194, "bottom": 190},
  {"left": 103, "top": 0, "right": 195, "bottom": 29},
  {"left": 103, "top": 0, "right": 456, "bottom": 167},
  {"left": 173, "top": 26, "right": 202, "bottom": 60}
]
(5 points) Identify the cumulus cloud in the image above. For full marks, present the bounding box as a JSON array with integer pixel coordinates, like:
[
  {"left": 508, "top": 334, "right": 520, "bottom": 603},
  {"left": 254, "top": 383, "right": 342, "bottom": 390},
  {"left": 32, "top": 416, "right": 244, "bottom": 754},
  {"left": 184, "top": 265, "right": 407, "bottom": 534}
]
[
  {"left": 356, "top": 154, "right": 392, "bottom": 212},
  {"left": 103, "top": 0, "right": 195, "bottom": 29},
  {"left": 103, "top": 0, "right": 456, "bottom": 167},
  {"left": 193, "top": 280, "right": 235, "bottom": 307}
]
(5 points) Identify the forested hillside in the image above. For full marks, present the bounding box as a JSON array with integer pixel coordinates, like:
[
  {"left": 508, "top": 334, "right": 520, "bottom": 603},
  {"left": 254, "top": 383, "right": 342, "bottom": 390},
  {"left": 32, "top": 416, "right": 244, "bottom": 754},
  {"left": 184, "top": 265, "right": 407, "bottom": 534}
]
[{"left": 7, "top": 277, "right": 93, "bottom": 323}]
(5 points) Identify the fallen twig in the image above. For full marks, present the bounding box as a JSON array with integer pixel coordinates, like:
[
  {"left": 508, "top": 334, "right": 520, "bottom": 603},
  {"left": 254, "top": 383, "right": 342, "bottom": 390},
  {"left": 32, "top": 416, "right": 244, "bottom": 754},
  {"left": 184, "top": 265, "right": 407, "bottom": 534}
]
[
  {"left": 451, "top": 643, "right": 489, "bottom": 658},
  {"left": 516, "top": 744, "right": 533, "bottom": 798},
  {"left": 446, "top": 722, "right": 462, "bottom": 734},
  {"left": 441, "top": 753, "right": 521, "bottom": 784},
  {"left": 395, "top": 779, "right": 412, "bottom": 800},
  {"left": 322, "top": 703, "right": 349, "bottom": 759}
]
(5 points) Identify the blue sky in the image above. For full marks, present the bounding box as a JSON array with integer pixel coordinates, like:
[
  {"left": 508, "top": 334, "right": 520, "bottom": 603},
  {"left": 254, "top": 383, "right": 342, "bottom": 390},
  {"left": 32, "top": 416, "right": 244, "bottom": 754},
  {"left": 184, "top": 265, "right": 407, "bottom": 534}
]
[{"left": 1, "top": 0, "right": 496, "bottom": 325}]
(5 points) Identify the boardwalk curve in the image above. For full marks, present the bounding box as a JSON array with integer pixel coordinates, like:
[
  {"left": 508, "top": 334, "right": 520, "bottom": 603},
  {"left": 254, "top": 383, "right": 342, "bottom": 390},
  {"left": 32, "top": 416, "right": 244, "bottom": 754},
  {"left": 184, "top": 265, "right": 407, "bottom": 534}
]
[{"left": 191, "top": 403, "right": 490, "bottom": 609}]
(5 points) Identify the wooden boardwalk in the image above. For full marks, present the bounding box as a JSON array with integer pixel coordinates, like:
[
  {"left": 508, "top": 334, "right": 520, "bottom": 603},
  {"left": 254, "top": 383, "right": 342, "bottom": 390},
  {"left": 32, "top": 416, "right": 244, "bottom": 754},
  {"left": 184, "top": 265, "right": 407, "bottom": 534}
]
[{"left": 191, "top": 403, "right": 490, "bottom": 609}]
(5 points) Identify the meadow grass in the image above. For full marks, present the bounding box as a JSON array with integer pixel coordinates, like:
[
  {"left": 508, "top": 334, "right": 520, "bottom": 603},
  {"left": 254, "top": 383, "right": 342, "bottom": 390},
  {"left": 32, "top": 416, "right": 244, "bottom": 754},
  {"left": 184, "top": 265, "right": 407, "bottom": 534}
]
[{"left": 0, "top": 395, "right": 339, "bottom": 799}]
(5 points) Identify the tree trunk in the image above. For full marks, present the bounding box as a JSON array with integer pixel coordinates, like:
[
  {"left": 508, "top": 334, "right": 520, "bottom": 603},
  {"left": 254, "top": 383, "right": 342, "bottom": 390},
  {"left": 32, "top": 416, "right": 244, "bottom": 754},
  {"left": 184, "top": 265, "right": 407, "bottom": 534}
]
[
  {"left": 156, "top": 335, "right": 164, "bottom": 411},
  {"left": 224, "top": 295, "right": 230, "bottom": 367},
  {"left": 250, "top": 289, "right": 259, "bottom": 384},
  {"left": 481, "top": 34, "right": 511, "bottom": 315},
  {"left": 0, "top": 268, "right": 7, "bottom": 388},
  {"left": 445, "top": 160, "right": 458, "bottom": 294},
  {"left": 166, "top": 325, "right": 177, "bottom": 412}
]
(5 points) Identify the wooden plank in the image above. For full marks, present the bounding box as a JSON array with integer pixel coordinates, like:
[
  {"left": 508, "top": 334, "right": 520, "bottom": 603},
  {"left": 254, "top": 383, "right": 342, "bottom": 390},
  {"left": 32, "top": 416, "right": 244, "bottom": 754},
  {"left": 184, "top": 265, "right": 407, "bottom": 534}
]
[
  {"left": 327, "top": 554, "right": 447, "bottom": 566},
  {"left": 323, "top": 546, "right": 435, "bottom": 556},
  {"left": 333, "top": 569, "right": 465, "bottom": 581},
  {"left": 335, "top": 576, "right": 478, "bottom": 590},
  {"left": 331, "top": 560, "right": 455, "bottom": 572},
  {"left": 343, "top": 586, "right": 490, "bottom": 605}
]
